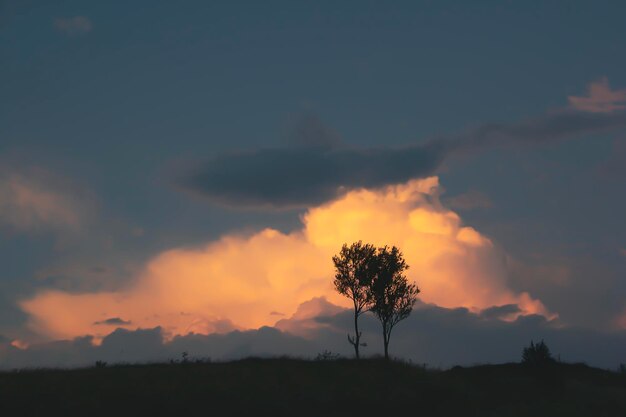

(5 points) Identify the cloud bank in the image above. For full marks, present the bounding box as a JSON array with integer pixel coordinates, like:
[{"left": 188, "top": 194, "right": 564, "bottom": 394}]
[
  {"left": 20, "top": 177, "right": 547, "bottom": 342},
  {"left": 181, "top": 141, "right": 447, "bottom": 209},
  {"left": 3, "top": 300, "right": 625, "bottom": 370},
  {"left": 181, "top": 106, "right": 626, "bottom": 209}
]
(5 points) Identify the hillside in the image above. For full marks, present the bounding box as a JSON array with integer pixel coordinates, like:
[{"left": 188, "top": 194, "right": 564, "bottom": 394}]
[{"left": 1, "top": 358, "right": 625, "bottom": 417}]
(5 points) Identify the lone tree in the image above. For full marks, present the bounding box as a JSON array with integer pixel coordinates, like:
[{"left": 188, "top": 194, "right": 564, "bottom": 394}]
[
  {"left": 332, "top": 241, "right": 378, "bottom": 359},
  {"left": 370, "top": 246, "right": 420, "bottom": 360}
]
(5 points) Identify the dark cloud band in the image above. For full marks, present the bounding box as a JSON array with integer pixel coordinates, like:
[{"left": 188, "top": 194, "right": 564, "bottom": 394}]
[
  {"left": 179, "top": 110, "right": 626, "bottom": 208},
  {"left": 181, "top": 141, "right": 448, "bottom": 208},
  {"left": 3, "top": 302, "right": 626, "bottom": 369}
]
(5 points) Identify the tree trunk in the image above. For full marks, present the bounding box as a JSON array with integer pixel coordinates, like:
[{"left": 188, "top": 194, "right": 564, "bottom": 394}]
[
  {"left": 382, "top": 322, "right": 389, "bottom": 360},
  {"left": 353, "top": 310, "right": 360, "bottom": 360},
  {"left": 383, "top": 338, "right": 389, "bottom": 360}
]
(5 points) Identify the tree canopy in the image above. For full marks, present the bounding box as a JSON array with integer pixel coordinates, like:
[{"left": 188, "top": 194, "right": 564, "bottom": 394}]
[
  {"left": 332, "top": 241, "right": 379, "bottom": 359},
  {"left": 370, "top": 245, "right": 420, "bottom": 359},
  {"left": 333, "top": 242, "right": 420, "bottom": 360}
]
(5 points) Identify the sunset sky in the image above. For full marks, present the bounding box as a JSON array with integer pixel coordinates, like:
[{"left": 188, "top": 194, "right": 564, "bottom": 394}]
[{"left": 1, "top": 1, "right": 626, "bottom": 368}]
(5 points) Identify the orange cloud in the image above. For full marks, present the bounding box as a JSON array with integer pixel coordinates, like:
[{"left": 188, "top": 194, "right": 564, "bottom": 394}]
[
  {"left": 0, "top": 170, "right": 90, "bottom": 233},
  {"left": 568, "top": 77, "right": 626, "bottom": 113},
  {"left": 20, "top": 177, "right": 549, "bottom": 341}
]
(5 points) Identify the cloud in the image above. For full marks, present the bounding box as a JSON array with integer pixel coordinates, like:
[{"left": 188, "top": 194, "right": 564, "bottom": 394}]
[
  {"left": 180, "top": 106, "right": 626, "bottom": 209},
  {"left": 450, "top": 108, "right": 626, "bottom": 152},
  {"left": 3, "top": 301, "right": 626, "bottom": 370},
  {"left": 53, "top": 16, "right": 93, "bottom": 35},
  {"left": 274, "top": 297, "right": 345, "bottom": 338},
  {"left": 0, "top": 167, "right": 92, "bottom": 234},
  {"left": 94, "top": 317, "right": 131, "bottom": 326},
  {"left": 20, "top": 177, "right": 548, "bottom": 342},
  {"left": 479, "top": 304, "right": 522, "bottom": 320},
  {"left": 316, "top": 302, "right": 626, "bottom": 368},
  {"left": 568, "top": 77, "right": 626, "bottom": 113},
  {"left": 180, "top": 141, "right": 447, "bottom": 209},
  {"left": 505, "top": 255, "right": 626, "bottom": 329}
]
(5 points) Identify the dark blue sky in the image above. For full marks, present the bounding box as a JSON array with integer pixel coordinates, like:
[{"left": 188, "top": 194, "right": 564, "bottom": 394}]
[{"left": 1, "top": 1, "right": 625, "bottom": 364}]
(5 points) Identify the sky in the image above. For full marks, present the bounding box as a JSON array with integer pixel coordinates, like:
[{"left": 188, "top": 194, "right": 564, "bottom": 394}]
[{"left": 1, "top": 0, "right": 626, "bottom": 368}]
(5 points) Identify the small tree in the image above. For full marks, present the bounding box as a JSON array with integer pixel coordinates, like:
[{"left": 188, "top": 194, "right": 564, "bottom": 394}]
[
  {"left": 333, "top": 241, "right": 378, "bottom": 359},
  {"left": 370, "top": 246, "right": 419, "bottom": 360},
  {"left": 521, "top": 340, "right": 554, "bottom": 366}
]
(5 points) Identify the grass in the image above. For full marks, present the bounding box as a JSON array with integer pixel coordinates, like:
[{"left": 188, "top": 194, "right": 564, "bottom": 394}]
[{"left": 1, "top": 358, "right": 625, "bottom": 416}]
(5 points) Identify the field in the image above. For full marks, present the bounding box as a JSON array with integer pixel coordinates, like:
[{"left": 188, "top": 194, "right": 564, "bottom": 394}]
[{"left": 1, "top": 358, "right": 625, "bottom": 417}]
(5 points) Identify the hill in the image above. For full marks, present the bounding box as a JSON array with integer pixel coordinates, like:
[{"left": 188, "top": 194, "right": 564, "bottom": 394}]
[{"left": 1, "top": 358, "right": 625, "bottom": 416}]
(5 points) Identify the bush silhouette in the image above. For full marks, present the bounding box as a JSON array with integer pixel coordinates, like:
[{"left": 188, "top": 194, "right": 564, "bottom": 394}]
[
  {"left": 315, "top": 350, "right": 341, "bottom": 361},
  {"left": 522, "top": 340, "right": 555, "bottom": 366}
]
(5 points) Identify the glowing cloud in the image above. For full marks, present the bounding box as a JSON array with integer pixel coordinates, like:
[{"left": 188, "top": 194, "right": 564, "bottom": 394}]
[
  {"left": 0, "top": 170, "right": 89, "bottom": 233},
  {"left": 568, "top": 77, "right": 626, "bottom": 113},
  {"left": 21, "top": 177, "right": 548, "bottom": 341}
]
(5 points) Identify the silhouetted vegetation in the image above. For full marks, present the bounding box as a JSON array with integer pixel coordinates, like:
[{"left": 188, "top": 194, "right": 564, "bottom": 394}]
[
  {"left": 522, "top": 340, "right": 555, "bottom": 367},
  {"left": 1, "top": 358, "right": 625, "bottom": 417},
  {"left": 332, "top": 241, "right": 378, "bottom": 359},
  {"left": 315, "top": 350, "right": 341, "bottom": 361},
  {"left": 333, "top": 242, "right": 419, "bottom": 359},
  {"left": 369, "top": 245, "right": 419, "bottom": 359}
]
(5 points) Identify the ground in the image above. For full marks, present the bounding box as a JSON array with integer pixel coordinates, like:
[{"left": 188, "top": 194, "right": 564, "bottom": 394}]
[{"left": 1, "top": 358, "right": 625, "bottom": 416}]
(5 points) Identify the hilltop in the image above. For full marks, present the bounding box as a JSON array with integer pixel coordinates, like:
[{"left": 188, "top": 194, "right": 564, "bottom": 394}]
[{"left": 1, "top": 358, "right": 625, "bottom": 417}]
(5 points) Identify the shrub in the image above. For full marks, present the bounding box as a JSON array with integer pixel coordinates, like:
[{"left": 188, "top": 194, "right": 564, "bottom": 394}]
[
  {"left": 316, "top": 350, "right": 341, "bottom": 361},
  {"left": 522, "top": 340, "right": 555, "bottom": 366}
]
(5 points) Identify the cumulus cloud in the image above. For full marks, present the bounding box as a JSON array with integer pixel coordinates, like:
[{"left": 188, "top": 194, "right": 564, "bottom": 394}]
[
  {"left": 180, "top": 106, "right": 626, "bottom": 209},
  {"left": 20, "top": 177, "right": 548, "bottom": 342},
  {"left": 53, "top": 16, "right": 93, "bottom": 35},
  {"left": 274, "top": 297, "right": 345, "bottom": 338},
  {"left": 568, "top": 77, "right": 626, "bottom": 113},
  {"left": 3, "top": 301, "right": 626, "bottom": 370},
  {"left": 317, "top": 302, "right": 626, "bottom": 369},
  {"left": 0, "top": 168, "right": 93, "bottom": 234}
]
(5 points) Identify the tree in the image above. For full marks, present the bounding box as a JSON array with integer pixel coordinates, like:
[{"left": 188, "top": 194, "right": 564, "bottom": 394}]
[
  {"left": 369, "top": 246, "right": 419, "bottom": 360},
  {"left": 332, "top": 241, "right": 378, "bottom": 359},
  {"left": 521, "top": 340, "right": 554, "bottom": 367}
]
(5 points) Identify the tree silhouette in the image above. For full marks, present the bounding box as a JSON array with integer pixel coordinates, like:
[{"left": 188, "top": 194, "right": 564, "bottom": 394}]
[
  {"left": 332, "top": 241, "right": 378, "bottom": 359},
  {"left": 522, "top": 340, "right": 554, "bottom": 366},
  {"left": 369, "top": 246, "right": 419, "bottom": 360}
]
